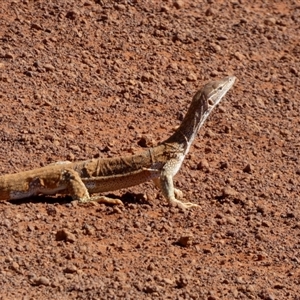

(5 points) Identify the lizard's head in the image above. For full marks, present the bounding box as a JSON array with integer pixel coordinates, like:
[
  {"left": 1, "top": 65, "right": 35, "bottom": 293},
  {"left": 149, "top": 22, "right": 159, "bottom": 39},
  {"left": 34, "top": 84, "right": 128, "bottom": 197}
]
[
  {"left": 204, "top": 76, "right": 236, "bottom": 108},
  {"left": 164, "top": 75, "right": 236, "bottom": 145},
  {"left": 186, "top": 76, "right": 236, "bottom": 130}
]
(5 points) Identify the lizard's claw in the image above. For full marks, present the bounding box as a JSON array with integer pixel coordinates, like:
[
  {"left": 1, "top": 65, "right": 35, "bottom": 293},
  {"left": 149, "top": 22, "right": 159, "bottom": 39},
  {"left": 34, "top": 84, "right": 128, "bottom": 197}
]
[
  {"left": 170, "top": 199, "right": 199, "bottom": 210},
  {"left": 91, "top": 196, "right": 124, "bottom": 205},
  {"left": 79, "top": 196, "right": 124, "bottom": 206}
]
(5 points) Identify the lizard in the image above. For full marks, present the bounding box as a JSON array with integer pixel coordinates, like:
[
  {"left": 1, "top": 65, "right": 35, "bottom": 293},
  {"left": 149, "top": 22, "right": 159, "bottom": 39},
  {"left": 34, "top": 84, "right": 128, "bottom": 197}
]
[{"left": 0, "top": 76, "right": 236, "bottom": 209}]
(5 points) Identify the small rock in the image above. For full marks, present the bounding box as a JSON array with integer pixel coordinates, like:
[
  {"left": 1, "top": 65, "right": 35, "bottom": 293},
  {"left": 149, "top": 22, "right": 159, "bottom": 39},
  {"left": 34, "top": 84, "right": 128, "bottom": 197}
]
[
  {"left": 264, "top": 17, "right": 276, "bottom": 26},
  {"left": 290, "top": 67, "right": 298, "bottom": 76},
  {"left": 222, "top": 186, "right": 237, "bottom": 198},
  {"left": 44, "top": 64, "right": 55, "bottom": 72},
  {"left": 36, "top": 276, "right": 50, "bottom": 286},
  {"left": 4, "top": 52, "right": 14, "bottom": 59},
  {"left": 163, "top": 277, "right": 174, "bottom": 285},
  {"left": 3, "top": 219, "right": 11, "bottom": 228},
  {"left": 27, "top": 224, "right": 35, "bottom": 231},
  {"left": 210, "top": 43, "right": 221, "bottom": 52},
  {"left": 169, "top": 62, "right": 178, "bottom": 70},
  {"left": 220, "top": 161, "right": 229, "bottom": 169},
  {"left": 257, "top": 251, "right": 268, "bottom": 261},
  {"left": 114, "top": 4, "right": 126, "bottom": 10},
  {"left": 67, "top": 152, "right": 75, "bottom": 161},
  {"left": 11, "top": 261, "right": 19, "bottom": 271},
  {"left": 113, "top": 206, "right": 122, "bottom": 214},
  {"left": 141, "top": 73, "right": 153, "bottom": 82},
  {"left": 234, "top": 51, "right": 245, "bottom": 61},
  {"left": 204, "top": 147, "right": 212, "bottom": 153},
  {"left": 255, "top": 233, "right": 266, "bottom": 242},
  {"left": 226, "top": 216, "right": 237, "bottom": 225},
  {"left": 128, "top": 79, "right": 136, "bottom": 86},
  {"left": 181, "top": 79, "right": 187, "bottom": 85},
  {"left": 267, "top": 293, "right": 276, "bottom": 300},
  {"left": 147, "top": 263, "right": 155, "bottom": 271},
  {"left": 235, "top": 276, "right": 245, "bottom": 284},
  {"left": 176, "top": 111, "right": 184, "bottom": 121},
  {"left": 276, "top": 19, "right": 287, "bottom": 27},
  {"left": 82, "top": 224, "right": 95, "bottom": 235},
  {"left": 137, "top": 135, "right": 153, "bottom": 148},
  {"left": 55, "top": 229, "right": 76, "bottom": 242},
  {"left": 215, "top": 213, "right": 224, "bottom": 219},
  {"left": 187, "top": 72, "right": 197, "bottom": 81},
  {"left": 210, "top": 70, "right": 219, "bottom": 77},
  {"left": 256, "top": 205, "right": 266, "bottom": 214},
  {"left": 224, "top": 125, "right": 230, "bottom": 132},
  {"left": 66, "top": 10, "right": 79, "bottom": 20},
  {"left": 5, "top": 256, "right": 13, "bottom": 263},
  {"left": 247, "top": 284, "right": 257, "bottom": 295},
  {"left": 68, "top": 144, "right": 81, "bottom": 152},
  {"left": 261, "top": 220, "right": 271, "bottom": 227},
  {"left": 31, "top": 23, "right": 43, "bottom": 30},
  {"left": 176, "top": 235, "right": 193, "bottom": 247},
  {"left": 160, "top": 5, "right": 170, "bottom": 13},
  {"left": 231, "top": 287, "right": 239, "bottom": 297},
  {"left": 243, "top": 163, "right": 254, "bottom": 173},
  {"left": 203, "top": 248, "right": 214, "bottom": 254},
  {"left": 46, "top": 206, "right": 57, "bottom": 216},
  {"left": 24, "top": 70, "right": 33, "bottom": 77},
  {"left": 173, "top": 0, "right": 184, "bottom": 9},
  {"left": 176, "top": 275, "right": 189, "bottom": 288},
  {"left": 205, "top": 7, "right": 217, "bottom": 17},
  {"left": 217, "top": 34, "right": 228, "bottom": 40},
  {"left": 64, "top": 265, "right": 78, "bottom": 274},
  {"left": 286, "top": 211, "right": 295, "bottom": 218},
  {"left": 197, "top": 159, "right": 209, "bottom": 171},
  {"left": 255, "top": 96, "right": 266, "bottom": 108},
  {"left": 143, "top": 284, "right": 157, "bottom": 293},
  {"left": 53, "top": 140, "right": 60, "bottom": 146}
]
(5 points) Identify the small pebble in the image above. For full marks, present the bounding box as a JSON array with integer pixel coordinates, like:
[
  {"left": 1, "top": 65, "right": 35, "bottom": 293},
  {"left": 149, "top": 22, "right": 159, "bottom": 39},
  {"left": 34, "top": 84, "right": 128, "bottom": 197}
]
[
  {"left": 176, "top": 235, "right": 193, "bottom": 247},
  {"left": 243, "top": 163, "right": 254, "bottom": 173},
  {"left": 36, "top": 276, "right": 50, "bottom": 286},
  {"left": 222, "top": 186, "right": 237, "bottom": 197},
  {"left": 173, "top": 0, "right": 184, "bottom": 9},
  {"left": 55, "top": 229, "right": 76, "bottom": 242}
]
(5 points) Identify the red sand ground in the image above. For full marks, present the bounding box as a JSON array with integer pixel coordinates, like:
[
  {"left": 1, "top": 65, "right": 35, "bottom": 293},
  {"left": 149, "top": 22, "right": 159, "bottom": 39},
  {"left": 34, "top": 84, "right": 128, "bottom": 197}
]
[{"left": 0, "top": 1, "right": 300, "bottom": 299}]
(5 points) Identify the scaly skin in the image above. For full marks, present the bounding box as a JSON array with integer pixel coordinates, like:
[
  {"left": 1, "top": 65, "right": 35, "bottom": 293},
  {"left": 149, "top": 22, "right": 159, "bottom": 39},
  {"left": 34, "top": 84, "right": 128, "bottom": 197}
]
[{"left": 0, "top": 76, "right": 236, "bottom": 209}]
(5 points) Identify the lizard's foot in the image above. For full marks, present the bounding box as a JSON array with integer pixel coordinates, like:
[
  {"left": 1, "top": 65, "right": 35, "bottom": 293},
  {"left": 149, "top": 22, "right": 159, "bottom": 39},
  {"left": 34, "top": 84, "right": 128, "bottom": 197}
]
[
  {"left": 90, "top": 195, "right": 124, "bottom": 206},
  {"left": 169, "top": 199, "right": 199, "bottom": 210},
  {"left": 174, "top": 188, "right": 183, "bottom": 199},
  {"left": 78, "top": 195, "right": 123, "bottom": 205}
]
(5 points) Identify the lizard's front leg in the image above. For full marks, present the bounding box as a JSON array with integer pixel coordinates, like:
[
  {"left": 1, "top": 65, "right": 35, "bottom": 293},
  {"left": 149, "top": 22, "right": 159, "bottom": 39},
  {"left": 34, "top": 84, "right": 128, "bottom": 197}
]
[
  {"left": 158, "top": 173, "right": 198, "bottom": 209},
  {"left": 153, "top": 178, "right": 183, "bottom": 200},
  {"left": 61, "top": 169, "right": 122, "bottom": 205}
]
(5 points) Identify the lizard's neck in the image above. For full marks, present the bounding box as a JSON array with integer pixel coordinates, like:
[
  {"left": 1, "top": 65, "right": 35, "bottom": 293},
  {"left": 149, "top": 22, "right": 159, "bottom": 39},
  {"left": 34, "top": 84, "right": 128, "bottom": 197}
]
[
  {"left": 159, "top": 76, "right": 235, "bottom": 158},
  {"left": 163, "top": 92, "right": 207, "bottom": 155}
]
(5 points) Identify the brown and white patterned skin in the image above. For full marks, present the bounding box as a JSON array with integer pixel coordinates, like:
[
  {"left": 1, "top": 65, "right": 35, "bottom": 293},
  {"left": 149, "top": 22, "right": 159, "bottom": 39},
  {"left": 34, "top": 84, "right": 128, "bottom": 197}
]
[{"left": 0, "top": 76, "right": 236, "bottom": 209}]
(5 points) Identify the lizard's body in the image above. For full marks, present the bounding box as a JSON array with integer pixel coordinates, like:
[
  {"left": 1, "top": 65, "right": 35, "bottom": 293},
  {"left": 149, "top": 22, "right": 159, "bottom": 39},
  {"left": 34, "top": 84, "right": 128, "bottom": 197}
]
[{"left": 0, "top": 76, "right": 236, "bottom": 208}]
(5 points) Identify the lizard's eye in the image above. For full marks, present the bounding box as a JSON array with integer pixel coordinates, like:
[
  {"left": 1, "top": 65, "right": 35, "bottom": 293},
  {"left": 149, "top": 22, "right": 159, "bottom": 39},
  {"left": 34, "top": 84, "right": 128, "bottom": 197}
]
[{"left": 208, "top": 99, "right": 214, "bottom": 106}]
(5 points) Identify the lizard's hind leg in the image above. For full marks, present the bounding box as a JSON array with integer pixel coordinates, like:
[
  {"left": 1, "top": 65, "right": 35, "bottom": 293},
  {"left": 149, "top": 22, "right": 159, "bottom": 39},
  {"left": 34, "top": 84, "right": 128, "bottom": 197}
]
[
  {"left": 61, "top": 169, "right": 122, "bottom": 205},
  {"left": 61, "top": 169, "right": 90, "bottom": 202}
]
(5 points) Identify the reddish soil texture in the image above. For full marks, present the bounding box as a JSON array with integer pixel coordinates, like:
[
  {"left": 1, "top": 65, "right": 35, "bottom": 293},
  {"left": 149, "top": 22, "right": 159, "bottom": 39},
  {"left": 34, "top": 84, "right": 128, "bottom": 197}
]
[{"left": 0, "top": 0, "right": 300, "bottom": 299}]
